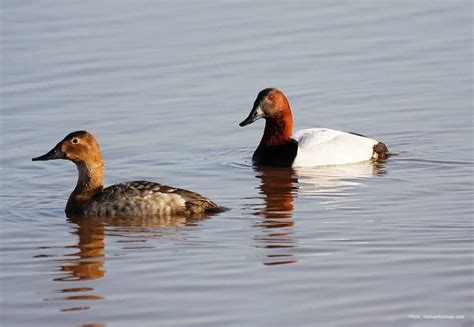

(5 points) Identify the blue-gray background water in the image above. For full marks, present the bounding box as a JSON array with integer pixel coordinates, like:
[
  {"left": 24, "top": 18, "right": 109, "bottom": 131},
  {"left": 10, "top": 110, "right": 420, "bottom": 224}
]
[{"left": 1, "top": 1, "right": 472, "bottom": 326}]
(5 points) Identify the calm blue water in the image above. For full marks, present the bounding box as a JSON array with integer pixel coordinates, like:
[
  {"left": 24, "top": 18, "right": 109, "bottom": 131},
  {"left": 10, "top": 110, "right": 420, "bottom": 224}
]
[{"left": 1, "top": 1, "right": 472, "bottom": 326}]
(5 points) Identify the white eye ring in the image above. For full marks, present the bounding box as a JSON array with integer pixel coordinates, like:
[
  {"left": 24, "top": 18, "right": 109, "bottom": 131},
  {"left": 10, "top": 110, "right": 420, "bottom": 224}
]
[{"left": 71, "top": 138, "right": 80, "bottom": 144}]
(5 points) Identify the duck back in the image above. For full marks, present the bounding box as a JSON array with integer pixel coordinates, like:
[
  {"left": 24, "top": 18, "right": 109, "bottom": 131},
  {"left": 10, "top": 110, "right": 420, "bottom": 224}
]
[
  {"left": 292, "top": 128, "right": 380, "bottom": 167},
  {"left": 85, "top": 181, "right": 218, "bottom": 217}
]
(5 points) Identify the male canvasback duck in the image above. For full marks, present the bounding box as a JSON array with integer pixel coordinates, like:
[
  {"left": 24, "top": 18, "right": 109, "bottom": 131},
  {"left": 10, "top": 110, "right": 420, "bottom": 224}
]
[
  {"left": 239, "top": 88, "right": 390, "bottom": 167},
  {"left": 32, "top": 131, "right": 220, "bottom": 217}
]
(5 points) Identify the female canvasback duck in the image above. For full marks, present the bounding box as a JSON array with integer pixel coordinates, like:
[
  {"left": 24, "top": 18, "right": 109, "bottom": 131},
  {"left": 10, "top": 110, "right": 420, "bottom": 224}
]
[
  {"left": 32, "top": 131, "right": 220, "bottom": 217},
  {"left": 239, "top": 88, "right": 390, "bottom": 167}
]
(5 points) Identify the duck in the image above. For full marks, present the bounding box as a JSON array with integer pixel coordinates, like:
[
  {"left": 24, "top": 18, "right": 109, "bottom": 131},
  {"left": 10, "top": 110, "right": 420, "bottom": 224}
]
[
  {"left": 32, "top": 131, "right": 221, "bottom": 217},
  {"left": 239, "top": 88, "right": 390, "bottom": 167}
]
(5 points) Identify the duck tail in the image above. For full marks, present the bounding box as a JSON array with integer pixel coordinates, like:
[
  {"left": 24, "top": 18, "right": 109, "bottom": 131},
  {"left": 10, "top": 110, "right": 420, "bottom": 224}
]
[
  {"left": 205, "top": 205, "right": 229, "bottom": 214},
  {"left": 372, "top": 142, "right": 392, "bottom": 160}
]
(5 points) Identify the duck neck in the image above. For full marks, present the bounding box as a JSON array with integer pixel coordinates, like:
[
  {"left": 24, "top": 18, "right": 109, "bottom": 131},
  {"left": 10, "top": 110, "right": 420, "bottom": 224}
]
[
  {"left": 259, "top": 112, "right": 293, "bottom": 147},
  {"left": 66, "top": 160, "right": 104, "bottom": 214}
]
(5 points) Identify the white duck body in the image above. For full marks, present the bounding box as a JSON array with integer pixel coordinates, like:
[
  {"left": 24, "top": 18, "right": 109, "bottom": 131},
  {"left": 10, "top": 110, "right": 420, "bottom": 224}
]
[{"left": 292, "top": 128, "right": 379, "bottom": 167}]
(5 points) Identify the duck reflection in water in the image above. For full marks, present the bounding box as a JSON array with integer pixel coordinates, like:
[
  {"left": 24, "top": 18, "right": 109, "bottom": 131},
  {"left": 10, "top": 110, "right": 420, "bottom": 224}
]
[
  {"left": 252, "top": 161, "right": 387, "bottom": 266},
  {"left": 46, "top": 217, "right": 105, "bottom": 312},
  {"left": 45, "top": 212, "right": 213, "bottom": 311},
  {"left": 253, "top": 166, "right": 299, "bottom": 266}
]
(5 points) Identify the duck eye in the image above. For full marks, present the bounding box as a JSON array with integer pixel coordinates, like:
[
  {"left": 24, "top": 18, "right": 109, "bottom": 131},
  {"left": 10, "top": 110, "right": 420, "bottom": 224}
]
[
  {"left": 71, "top": 138, "right": 80, "bottom": 144},
  {"left": 268, "top": 94, "right": 274, "bottom": 101}
]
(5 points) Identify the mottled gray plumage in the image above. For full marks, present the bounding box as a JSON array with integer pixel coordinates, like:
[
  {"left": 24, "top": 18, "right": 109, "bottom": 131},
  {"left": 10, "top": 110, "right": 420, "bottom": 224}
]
[{"left": 85, "top": 181, "right": 219, "bottom": 217}]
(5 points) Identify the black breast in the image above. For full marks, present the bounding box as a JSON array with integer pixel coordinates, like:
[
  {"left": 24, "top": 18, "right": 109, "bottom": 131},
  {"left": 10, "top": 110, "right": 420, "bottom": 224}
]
[{"left": 252, "top": 139, "right": 298, "bottom": 167}]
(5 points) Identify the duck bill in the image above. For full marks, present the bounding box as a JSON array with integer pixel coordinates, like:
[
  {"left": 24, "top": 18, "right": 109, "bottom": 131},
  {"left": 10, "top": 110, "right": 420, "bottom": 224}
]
[
  {"left": 32, "top": 143, "right": 64, "bottom": 161},
  {"left": 239, "top": 105, "right": 265, "bottom": 127}
]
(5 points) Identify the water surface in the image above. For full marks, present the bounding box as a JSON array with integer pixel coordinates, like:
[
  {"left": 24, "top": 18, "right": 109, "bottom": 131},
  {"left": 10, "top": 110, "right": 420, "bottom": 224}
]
[{"left": 1, "top": 1, "right": 473, "bottom": 326}]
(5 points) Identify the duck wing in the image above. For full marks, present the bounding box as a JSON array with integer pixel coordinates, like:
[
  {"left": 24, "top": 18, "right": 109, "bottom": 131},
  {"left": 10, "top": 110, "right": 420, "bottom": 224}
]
[
  {"left": 86, "top": 181, "right": 218, "bottom": 217},
  {"left": 292, "top": 128, "right": 379, "bottom": 167}
]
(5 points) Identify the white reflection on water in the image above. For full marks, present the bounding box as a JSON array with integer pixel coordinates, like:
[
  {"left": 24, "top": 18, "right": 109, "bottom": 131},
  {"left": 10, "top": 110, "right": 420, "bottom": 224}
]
[{"left": 250, "top": 160, "right": 386, "bottom": 265}]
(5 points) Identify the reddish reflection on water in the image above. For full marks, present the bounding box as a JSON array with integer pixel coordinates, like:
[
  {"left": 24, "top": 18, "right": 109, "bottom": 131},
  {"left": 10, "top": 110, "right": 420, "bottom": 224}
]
[
  {"left": 39, "top": 213, "right": 214, "bottom": 312},
  {"left": 253, "top": 167, "right": 299, "bottom": 266}
]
